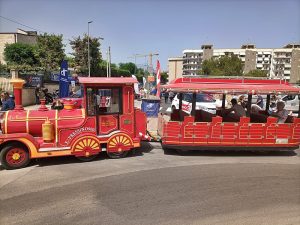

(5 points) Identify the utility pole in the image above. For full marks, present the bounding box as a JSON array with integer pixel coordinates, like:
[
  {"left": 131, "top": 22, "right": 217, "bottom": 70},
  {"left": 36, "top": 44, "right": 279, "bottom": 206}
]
[
  {"left": 148, "top": 52, "right": 159, "bottom": 75},
  {"left": 87, "top": 21, "right": 93, "bottom": 77},
  {"left": 108, "top": 46, "right": 111, "bottom": 77},
  {"left": 106, "top": 47, "right": 111, "bottom": 77},
  {"left": 128, "top": 52, "right": 159, "bottom": 93},
  {"left": 106, "top": 50, "right": 109, "bottom": 77}
]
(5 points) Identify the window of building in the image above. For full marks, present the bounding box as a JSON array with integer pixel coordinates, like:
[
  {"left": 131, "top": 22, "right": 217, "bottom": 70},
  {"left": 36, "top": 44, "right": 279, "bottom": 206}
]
[{"left": 86, "top": 87, "right": 122, "bottom": 116}]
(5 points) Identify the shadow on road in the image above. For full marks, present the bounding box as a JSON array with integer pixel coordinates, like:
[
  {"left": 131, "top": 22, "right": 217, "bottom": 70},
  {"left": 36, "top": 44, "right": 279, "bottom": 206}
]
[
  {"left": 129, "top": 142, "right": 155, "bottom": 157},
  {"left": 163, "top": 148, "right": 298, "bottom": 157},
  {"left": 0, "top": 143, "right": 156, "bottom": 169},
  {"left": 31, "top": 152, "right": 108, "bottom": 168}
]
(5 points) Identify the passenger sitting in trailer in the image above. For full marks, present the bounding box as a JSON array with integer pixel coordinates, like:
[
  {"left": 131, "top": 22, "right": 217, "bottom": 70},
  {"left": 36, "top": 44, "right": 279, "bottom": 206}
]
[
  {"left": 221, "top": 98, "right": 246, "bottom": 122},
  {"left": 269, "top": 101, "right": 289, "bottom": 123},
  {"left": 251, "top": 104, "right": 263, "bottom": 113},
  {"left": 238, "top": 95, "right": 247, "bottom": 108}
]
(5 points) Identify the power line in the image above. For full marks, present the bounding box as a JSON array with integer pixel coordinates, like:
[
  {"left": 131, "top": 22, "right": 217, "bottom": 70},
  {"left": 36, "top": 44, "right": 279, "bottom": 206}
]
[
  {"left": 0, "top": 15, "right": 46, "bottom": 33},
  {"left": 0, "top": 15, "right": 105, "bottom": 51},
  {"left": 0, "top": 15, "right": 71, "bottom": 42}
]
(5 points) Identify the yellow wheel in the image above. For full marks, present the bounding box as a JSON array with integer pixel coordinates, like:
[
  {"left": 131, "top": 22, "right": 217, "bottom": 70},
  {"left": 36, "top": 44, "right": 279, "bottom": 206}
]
[
  {"left": 72, "top": 136, "right": 100, "bottom": 159},
  {"left": 107, "top": 133, "right": 133, "bottom": 158}
]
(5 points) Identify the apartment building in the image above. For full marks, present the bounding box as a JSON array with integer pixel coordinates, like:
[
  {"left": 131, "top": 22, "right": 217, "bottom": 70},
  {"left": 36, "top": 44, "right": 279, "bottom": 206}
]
[
  {"left": 0, "top": 29, "right": 37, "bottom": 64},
  {"left": 168, "top": 57, "right": 183, "bottom": 81},
  {"left": 171, "top": 43, "right": 300, "bottom": 82}
]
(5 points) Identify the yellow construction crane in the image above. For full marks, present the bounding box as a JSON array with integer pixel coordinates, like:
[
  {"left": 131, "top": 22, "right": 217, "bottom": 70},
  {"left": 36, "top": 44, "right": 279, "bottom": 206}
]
[{"left": 128, "top": 53, "right": 159, "bottom": 74}]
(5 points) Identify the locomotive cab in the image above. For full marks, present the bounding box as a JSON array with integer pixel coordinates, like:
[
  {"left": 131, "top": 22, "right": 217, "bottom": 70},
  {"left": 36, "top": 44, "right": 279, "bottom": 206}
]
[{"left": 0, "top": 77, "right": 147, "bottom": 169}]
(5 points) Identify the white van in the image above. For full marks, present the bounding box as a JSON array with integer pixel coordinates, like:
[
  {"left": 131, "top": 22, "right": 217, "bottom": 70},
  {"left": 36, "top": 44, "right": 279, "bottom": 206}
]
[
  {"left": 281, "top": 95, "right": 299, "bottom": 112},
  {"left": 171, "top": 93, "right": 223, "bottom": 114}
]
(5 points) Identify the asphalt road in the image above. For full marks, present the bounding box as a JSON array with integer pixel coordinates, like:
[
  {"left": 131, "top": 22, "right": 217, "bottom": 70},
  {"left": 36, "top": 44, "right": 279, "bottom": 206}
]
[{"left": 1, "top": 143, "right": 300, "bottom": 225}]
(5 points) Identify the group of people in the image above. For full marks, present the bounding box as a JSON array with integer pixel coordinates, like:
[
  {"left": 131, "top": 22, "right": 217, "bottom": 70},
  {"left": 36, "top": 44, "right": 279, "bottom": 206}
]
[
  {"left": 223, "top": 94, "right": 289, "bottom": 123},
  {"left": 0, "top": 91, "right": 15, "bottom": 111},
  {"left": 161, "top": 90, "right": 175, "bottom": 103}
]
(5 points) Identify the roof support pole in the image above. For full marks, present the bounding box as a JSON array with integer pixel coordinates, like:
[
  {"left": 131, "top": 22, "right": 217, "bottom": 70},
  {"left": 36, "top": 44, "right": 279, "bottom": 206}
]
[
  {"left": 178, "top": 93, "right": 183, "bottom": 110},
  {"left": 298, "top": 95, "right": 300, "bottom": 118},
  {"left": 178, "top": 93, "right": 183, "bottom": 121},
  {"left": 265, "top": 94, "right": 270, "bottom": 113},
  {"left": 191, "top": 92, "right": 196, "bottom": 116},
  {"left": 222, "top": 94, "right": 226, "bottom": 109},
  {"left": 246, "top": 94, "right": 252, "bottom": 117}
]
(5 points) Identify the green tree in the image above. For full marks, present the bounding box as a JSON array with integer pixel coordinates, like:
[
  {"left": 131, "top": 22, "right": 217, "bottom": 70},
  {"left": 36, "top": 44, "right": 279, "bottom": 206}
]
[
  {"left": 160, "top": 71, "right": 168, "bottom": 84},
  {"left": 119, "top": 62, "right": 137, "bottom": 74},
  {"left": 98, "top": 60, "right": 130, "bottom": 77},
  {"left": 65, "top": 56, "right": 75, "bottom": 68},
  {"left": 245, "top": 69, "right": 268, "bottom": 77},
  {"left": 0, "top": 62, "right": 9, "bottom": 75},
  {"left": 35, "top": 33, "right": 65, "bottom": 71},
  {"left": 70, "top": 34, "right": 102, "bottom": 75},
  {"left": 199, "top": 55, "right": 243, "bottom": 76},
  {"left": 4, "top": 43, "right": 39, "bottom": 68}
]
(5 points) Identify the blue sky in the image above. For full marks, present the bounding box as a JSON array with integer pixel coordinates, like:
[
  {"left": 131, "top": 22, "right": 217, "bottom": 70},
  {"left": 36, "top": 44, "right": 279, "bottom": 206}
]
[{"left": 0, "top": 0, "right": 299, "bottom": 70}]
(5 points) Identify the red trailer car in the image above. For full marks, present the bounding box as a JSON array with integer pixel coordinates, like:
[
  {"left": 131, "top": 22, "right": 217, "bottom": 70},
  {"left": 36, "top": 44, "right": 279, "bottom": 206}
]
[
  {"left": 0, "top": 77, "right": 147, "bottom": 169},
  {"left": 160, "top": 77, "right": 300, "bottom": 153}
]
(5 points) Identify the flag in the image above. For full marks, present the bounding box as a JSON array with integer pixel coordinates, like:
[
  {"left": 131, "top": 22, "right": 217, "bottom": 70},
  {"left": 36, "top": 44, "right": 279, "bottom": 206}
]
[
  {"left": 143, "top": 77, "right": 146, "bottom": 88},
  {"left": 156, "top": 60, "right": 161, "bottom": 98},
  {"left": 132, "top": 74, "right": 139, "bottom": 95},
  {"left": 59, "top": 60, "right": 69, "bottom": 98}
]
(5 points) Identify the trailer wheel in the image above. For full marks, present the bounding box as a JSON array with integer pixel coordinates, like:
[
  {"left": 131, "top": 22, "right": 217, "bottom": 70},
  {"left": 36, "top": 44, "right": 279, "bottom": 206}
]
[
  {"left": 0, "top": 144, "right": 30, "bottom": 170},
  {"left": 107, "top": 151, "right": 128, "bottom": 159}
]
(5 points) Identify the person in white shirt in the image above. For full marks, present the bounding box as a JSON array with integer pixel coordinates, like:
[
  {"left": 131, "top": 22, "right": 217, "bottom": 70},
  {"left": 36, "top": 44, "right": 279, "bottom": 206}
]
[{"left": 270, "top": 101, "right": 289, "bottom": 123}]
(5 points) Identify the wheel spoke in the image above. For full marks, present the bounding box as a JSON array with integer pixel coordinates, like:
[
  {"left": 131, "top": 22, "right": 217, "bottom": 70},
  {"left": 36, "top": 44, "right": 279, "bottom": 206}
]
[{"left": 6, "top": 148, "right": 26, "bottom": 166}]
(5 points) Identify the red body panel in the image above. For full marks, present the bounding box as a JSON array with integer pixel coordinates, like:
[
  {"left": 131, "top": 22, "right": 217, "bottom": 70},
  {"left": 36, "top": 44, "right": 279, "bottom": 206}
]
[
  {"left": 59, "top": 117, "right": 96, "bottom": 146},
  {"left": 99, "top": 115, "right": 118, "bottom": 135},
  {"left": 134, "top": 108, "right": 147, "bottom": 139},
  {"left": 162, "top": 116, "right": 300, "bottom": 149}
]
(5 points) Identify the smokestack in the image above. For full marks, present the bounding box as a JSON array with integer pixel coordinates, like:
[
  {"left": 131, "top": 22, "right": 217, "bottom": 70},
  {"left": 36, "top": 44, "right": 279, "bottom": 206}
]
[{"left": 10, "top": 79, "right": 25, "bottom": 111}]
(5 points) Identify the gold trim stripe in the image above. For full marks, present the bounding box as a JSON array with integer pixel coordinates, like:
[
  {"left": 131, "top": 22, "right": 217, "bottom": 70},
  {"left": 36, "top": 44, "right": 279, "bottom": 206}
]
[
  {"left": 26, "top": 110, "right": 30, "bottom": 133},
  {"left": 81, "top": 108, "right": 86, "bottom": 117},
  {"left": 9, "top": 115, "right": 85, "bottom": 122},
  {"left": 55, "top": 110, "right": 58, "bottom": 144},
  {"left": 5, "top": 111, "right": 9, "bottom": 134}
]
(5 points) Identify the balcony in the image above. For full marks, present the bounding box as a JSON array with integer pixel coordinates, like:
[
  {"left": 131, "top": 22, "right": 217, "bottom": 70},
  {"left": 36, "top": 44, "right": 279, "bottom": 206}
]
[
  {"left": 183, "top": 61, "right": 200, "bottom": 66},
  {"left": 273, "top": 54, "right": 292, "bottom": 59},
  {"left": 183, "top": 57, "right": 200, "bottom": 61}
]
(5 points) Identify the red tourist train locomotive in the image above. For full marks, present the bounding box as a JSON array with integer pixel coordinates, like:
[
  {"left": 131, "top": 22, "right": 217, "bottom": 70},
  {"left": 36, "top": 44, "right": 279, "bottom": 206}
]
[{"left": 0, "top": 77, "right": 147, "bottom": 169}]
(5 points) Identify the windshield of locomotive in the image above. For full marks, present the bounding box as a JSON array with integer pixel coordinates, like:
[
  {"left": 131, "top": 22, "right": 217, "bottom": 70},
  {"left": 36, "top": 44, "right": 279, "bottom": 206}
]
[{"left": 86, "top": 87, "right": 121, "bottom": 115}]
